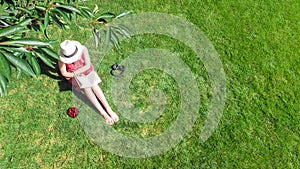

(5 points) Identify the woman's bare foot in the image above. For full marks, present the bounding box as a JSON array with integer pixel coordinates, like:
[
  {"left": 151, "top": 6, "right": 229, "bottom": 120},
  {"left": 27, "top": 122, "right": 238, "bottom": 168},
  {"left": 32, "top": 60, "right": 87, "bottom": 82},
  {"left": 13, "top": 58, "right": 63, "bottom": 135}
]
[
  {"left": 107, "top": 110, "right": 119, "bottom": 122},
  {"left": 101, "top": 114, "right": 114, "bottom": 125}
]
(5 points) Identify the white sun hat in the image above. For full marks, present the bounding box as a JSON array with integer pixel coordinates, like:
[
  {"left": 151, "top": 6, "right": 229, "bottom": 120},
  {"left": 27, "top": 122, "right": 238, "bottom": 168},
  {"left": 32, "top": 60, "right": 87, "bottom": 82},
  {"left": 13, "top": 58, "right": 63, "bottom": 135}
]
[{"left": 59, "top": 40, "right": 83, "bottom": 64}]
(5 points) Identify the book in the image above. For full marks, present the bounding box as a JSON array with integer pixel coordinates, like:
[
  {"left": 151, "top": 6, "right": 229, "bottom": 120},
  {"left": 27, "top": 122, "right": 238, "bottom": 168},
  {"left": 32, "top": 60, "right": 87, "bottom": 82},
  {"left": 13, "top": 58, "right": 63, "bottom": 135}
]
[{"left": 74, "top": 71, "right": 101, "bottom": 88}]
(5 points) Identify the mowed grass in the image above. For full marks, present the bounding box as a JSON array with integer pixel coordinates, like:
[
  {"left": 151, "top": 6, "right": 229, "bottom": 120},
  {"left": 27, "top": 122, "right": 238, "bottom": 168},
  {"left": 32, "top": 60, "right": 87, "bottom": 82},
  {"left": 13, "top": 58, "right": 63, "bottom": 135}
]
[{"left": 0, "top": 0, "right": 299, "bottom": 168}]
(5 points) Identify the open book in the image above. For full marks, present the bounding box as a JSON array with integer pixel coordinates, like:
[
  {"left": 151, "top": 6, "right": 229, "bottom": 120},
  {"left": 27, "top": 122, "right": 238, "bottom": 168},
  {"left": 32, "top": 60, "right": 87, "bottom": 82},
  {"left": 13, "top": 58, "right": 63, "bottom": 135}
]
[{"left": 74, "top": 71, "right": 101, "bottom": 88}]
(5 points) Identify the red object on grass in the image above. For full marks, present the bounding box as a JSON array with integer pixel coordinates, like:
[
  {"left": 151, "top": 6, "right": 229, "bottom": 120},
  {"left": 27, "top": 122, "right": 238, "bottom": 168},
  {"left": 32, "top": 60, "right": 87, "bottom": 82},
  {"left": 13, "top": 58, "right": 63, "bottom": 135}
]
[{"left": 67, "top": 107, "right": 79, "bottom": 118}]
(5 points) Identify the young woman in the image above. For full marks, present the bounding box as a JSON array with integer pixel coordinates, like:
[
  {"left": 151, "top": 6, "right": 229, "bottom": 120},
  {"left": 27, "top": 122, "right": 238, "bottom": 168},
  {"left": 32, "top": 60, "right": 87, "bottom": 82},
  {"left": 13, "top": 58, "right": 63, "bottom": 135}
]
[{"left": 58, "top": 40, "right": 119, "bottom": 125}]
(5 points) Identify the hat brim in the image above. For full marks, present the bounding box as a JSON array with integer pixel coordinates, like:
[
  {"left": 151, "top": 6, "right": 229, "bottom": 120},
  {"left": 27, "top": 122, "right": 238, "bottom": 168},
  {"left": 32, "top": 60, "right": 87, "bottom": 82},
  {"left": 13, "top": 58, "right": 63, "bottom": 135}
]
[{"left": 59, "top": 41, "right": 83, "bottom": 64}]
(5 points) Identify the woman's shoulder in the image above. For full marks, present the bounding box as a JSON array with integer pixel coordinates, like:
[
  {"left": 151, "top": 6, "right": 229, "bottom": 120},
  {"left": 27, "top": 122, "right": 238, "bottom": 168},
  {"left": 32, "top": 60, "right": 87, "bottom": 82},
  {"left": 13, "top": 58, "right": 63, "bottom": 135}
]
[{"left": 81, "top": 45, "right": 88, "bottom": 51}]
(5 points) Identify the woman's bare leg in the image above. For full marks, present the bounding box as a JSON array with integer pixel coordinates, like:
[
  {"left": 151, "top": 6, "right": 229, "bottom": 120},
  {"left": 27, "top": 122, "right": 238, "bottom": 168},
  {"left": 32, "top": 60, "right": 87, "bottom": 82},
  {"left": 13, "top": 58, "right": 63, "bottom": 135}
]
[
  {"left": 83, "top": 87, "right": 114, "bottom": 125},
  {"left": 92, "top": 85, "right": 119, "bottom": 122}
]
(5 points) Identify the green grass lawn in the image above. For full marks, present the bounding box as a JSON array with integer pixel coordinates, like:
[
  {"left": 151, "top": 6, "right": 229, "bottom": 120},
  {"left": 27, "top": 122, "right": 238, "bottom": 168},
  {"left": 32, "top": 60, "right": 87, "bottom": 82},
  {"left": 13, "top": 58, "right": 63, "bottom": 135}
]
[{"left": 0, "top": 0, "right": 299, "bottom": 168}]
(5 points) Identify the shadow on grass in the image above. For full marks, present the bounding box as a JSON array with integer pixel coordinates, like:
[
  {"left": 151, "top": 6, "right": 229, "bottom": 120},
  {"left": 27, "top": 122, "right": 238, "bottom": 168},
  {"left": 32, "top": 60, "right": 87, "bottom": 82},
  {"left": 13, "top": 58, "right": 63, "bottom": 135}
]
[{"left": 40, "top": 62, "right": 72, "bottom": 92}]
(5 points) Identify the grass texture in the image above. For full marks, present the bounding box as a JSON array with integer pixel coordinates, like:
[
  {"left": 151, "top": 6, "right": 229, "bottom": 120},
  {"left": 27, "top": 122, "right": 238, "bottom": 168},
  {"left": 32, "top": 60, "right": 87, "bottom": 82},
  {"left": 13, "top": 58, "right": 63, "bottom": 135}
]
[{"left": 0, "top": 0, "right": 299, "bottom": 168}]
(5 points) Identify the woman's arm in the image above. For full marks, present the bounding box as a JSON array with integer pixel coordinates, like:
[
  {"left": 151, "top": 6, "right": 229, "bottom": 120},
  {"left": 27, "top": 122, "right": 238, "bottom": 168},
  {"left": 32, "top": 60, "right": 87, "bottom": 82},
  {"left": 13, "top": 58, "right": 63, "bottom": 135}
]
[
  {"left": 58, "top": 60, "right": 76, "bottom": 79},
  {"left": 74, "top": 46, "right": 91, "bottom": 75}
]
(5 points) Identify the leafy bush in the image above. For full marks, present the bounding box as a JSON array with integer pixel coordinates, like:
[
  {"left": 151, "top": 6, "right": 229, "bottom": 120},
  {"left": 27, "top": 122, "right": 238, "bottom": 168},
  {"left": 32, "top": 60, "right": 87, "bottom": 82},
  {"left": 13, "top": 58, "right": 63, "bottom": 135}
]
[{"left": 0, "top": 0, "right": 131, "bottom": 96}]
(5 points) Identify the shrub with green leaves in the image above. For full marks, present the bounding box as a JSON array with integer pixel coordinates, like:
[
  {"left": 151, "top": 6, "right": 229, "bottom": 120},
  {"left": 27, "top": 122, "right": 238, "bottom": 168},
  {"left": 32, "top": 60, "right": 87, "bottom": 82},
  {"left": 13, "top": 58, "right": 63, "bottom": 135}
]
[{"left": 0, "top": 0, "right": 131, "bottom": 96}]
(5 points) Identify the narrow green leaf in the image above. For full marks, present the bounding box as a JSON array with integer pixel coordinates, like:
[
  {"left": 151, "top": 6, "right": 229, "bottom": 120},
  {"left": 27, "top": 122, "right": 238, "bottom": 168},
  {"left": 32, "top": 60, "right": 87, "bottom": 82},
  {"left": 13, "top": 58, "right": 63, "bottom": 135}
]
[
  {"left": 0, "top": 74, "right": 7, "bottom": 96},
  {"left": 42, "top": 10, "right": 50, "bottom": 39},
  {"left": 96, "top": 18, "right": 107, "bottom": 24},
  {"left": 116, "top": 10, "right": 133, "bottom": 19},
  {"left": 1, "top": 46, "right": 30, "bottom": 53},
  {"left": 40, "top": 48, "right": 59, "bottom": 60},
  {"left": 52, "top": 9, "right": 71, "bottom": 24},
  {"left": 51, "top": 14, "right": 65, "bottom": 30},
  {"left": 6, "top": 38, "right": 51, "bottom": 47},
  {"left": 0, "top": 20, "right": 11, "bottom": 27},
  {"left": 79, "top": 8, "right": 91, "bottom": 19},
  {"left": 0, "top": 15, "right": 13, "bottom": 20},
  {"left": 47, "top": 40, "right": 57, "bottom": 45},
  {"left": 83, "top": 7, "right": 92, "bottom": 15},
  {"left": 111, "top": 29, "right": 119, "bottom": 45},
  {"left": 71, "top": 13, "right": 78, "bottom": 26},
  {"left": 56, "top": 7, "right": 72, "bottom": 14},
  {"left": 18, "top": 18, "right": 32, "bottom": 26},
  {"left": 0, "top": 52, "right": 11, "bottom": 79},
  {"left": 105, "top": 26, "right": 111, "bottom": 47},
  {"left": 112, "top": 26, "right": 126, "bottom": 37},
  {"left": 109, "top": 28, "right": 120, "bottom": 50},
  {"left": 34, "top": 52, "right": 55, "bottom": 69},
  {"left": 119, "top": 24, "right": 131, "bottom": 34},
  {"left": 39, "top": 21, "right": 45, "bottom": 32},
  {"left": 109, "top": 37, "right": 120, "bottom": 50},
  {"left": 16, "top": 7, "right": 32, "bottom": 15},
  {"left": 43, "top": 29, "right": 50, "bottom": 39},
  {"left": 96, "top": 12, "right": 115, "bottom": 22},
  {"left": 97, "top": 12, "right": 115, "bottom": 19},
  {"left": 92, "top": 4, "right": 98, "bottom": 14},
  {"left": 0, "top": 85, "right": 3, "bottom": 96},
  {"left": 16, "top": 67, "right": 22, "bottom": 79},
  {"left": 28, "top": 53, "right": 41, "bottom": 76},
  {"left": 0, "top": 42, "right": 21, "bottom": 47},
  {"left": 118, "top": 24, "right": 131, "bottom": 38},
  {"left": 35, "top": 5, "right": 46, "bottom": 11},
  {"left": 0, "top": 26, "right": 25, "bottom": 37},
  {"left": 93, "top": 29, "right": 99, "bottom": 47},
  {"left": 44, "top": 10, "right": 50, "bottom": 29},
  {"left": 78, "top": 6, "right": 91, "bottom": 11},
  {"left": 2, "top": 51, "right": 36, "bottom": 77},
  {"left": 56, "top": 4, "right": 81, "bottom": 14}
]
